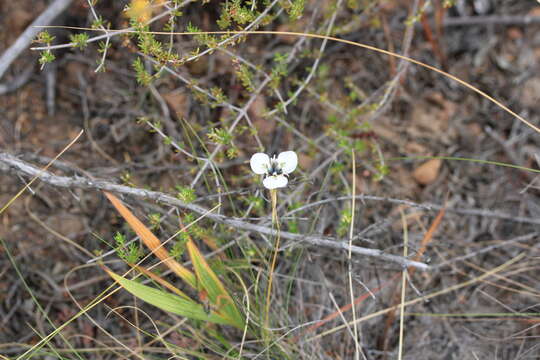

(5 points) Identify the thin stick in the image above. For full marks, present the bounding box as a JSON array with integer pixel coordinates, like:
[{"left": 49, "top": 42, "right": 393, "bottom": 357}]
[
  {"left": 442, "top": 14, "right": 540, "bottom": 27},
  {"left": 0, "top": 152, "right": 429, "bottom": 269}
]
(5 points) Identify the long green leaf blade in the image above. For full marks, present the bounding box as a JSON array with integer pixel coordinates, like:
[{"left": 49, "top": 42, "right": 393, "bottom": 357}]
[{"left": 106, "top": 269, "right": 237, "bottom": 326}]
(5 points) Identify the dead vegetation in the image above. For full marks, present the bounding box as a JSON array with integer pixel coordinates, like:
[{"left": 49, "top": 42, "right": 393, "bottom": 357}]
[{"left": 1, "top": 0, "right": 540, "bottom": 359}]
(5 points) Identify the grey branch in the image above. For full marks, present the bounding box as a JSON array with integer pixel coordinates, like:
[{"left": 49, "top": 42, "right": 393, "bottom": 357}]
[
  {"left": 443, "top": 15, "right": 540, "bottom": 27},
  {"left": 0, "top": 152, "right": 429, "bottom": 270},
  {"left": 0, "top": 0, "right": 73, "bottom": 80}
]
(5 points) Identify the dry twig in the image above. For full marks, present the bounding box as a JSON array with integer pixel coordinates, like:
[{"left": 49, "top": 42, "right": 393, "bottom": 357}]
[
  {"left": 443, "top": 14, "right": 540, "bottom": 27},
  {"left": 0, "top": 152, "right": 428, "bottom": 270}
]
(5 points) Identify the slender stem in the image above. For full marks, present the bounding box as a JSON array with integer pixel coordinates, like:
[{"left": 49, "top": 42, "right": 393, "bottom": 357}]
[
  {"left": 398, "top": 209, "right": 408, "bottom": 360},
  {"left": 265, "top": 189, "right": 280, "bottom": 329},
  {"left": 348, "top": 150, "right": 364, "bottom": 360}
]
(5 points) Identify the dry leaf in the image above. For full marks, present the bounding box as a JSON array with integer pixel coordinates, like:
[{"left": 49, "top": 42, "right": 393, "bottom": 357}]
[
  {"left": 163, "top": 91, "right": 188, "bottom": 117},
  {"left": 405, "top": 142, "right": 428, "bottom": 154},
  {"left": 413, "top": 159, "right": 442, "bottom": 185},
  {"left": 527, "top": 6, "right": 540, "bottom": 17},
  {"left": 249, "top": 96, "right": 275, "bottom": 137},
  {"left": 394, "top": 165, "right": 418, "bottom": 193},
  {"left": 409, "top": 92, "right": 457, "bottom": 144},
  {"left": 467, "top": 122, "right": 483, "bottom": 137},
  {"left": 521, "top": 77, "right": 540, "bottom": 108},
  {"left": 276, "top": 20, "right": 309, "bottom": 44},
  {"left": 9, "top": 8, "right": 33, "bottom": 34},
  {"left": 506, "top": 27, "right": 523, "bottom": 40},
  {"left": 298, "top": 153, "right": 314, "bottom": 171}
]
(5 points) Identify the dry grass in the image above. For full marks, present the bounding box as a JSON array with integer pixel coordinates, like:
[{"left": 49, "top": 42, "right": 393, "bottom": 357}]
[{"left": 1, "top": 0, "right": 540, "bottom": 359}]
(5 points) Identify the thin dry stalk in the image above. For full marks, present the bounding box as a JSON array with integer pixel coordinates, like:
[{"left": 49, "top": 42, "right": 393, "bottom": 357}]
[
  {"left": 309, "top": 253, "right": 526, "bottom": 341},
  {"left": 347, "top": 150, "right": 363, "bottom": 360},
  {"left": 379, "top": 207, "right": 445, "bottom": 356},
  {"left": 398, "top": 209, "right": 409, "bottom": 360}
]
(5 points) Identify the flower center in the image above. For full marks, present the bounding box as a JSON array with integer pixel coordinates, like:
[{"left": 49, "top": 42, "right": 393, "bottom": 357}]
[{"left": 267, "top": 156, "right": 282, "bottom": 176}]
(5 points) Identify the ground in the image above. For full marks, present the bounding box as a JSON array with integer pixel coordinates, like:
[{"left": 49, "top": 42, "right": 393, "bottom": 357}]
[{"left": 1, "top": 0, "right": 540, "bottom": 359}]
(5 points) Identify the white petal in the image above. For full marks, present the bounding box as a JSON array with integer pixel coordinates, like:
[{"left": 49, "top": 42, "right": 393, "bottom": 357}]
[
  {"left": 263, "top": 175, "right": 288, "bottom": 189},
  {"left": 277, "top": 151, "right": 298, "bottom": 174},
  {"left": 250, "top": 153, "right": 270, "bottom": 174}
]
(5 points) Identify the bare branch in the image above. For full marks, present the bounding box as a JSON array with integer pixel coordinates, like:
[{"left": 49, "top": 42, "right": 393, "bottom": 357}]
[
  {"left": 0, "top": 152, "right": 429, "bottom": 270},
  {"left": 443, "top": 15, "right": 540, "bottom": 27}
]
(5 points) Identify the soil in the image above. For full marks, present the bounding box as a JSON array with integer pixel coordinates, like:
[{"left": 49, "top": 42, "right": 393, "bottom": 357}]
[{"left": 1, "top": 0, "right": 540, "bottom": 359}]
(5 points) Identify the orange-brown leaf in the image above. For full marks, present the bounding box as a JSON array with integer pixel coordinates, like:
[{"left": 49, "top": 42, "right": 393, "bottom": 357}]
[{"left": 103, "top": 191, "right": 197, "bottom": 288}]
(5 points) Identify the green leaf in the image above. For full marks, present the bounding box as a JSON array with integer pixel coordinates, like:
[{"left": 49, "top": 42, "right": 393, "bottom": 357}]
[{"left": 107, "top": 269, "right": 238, "bottom": 327}]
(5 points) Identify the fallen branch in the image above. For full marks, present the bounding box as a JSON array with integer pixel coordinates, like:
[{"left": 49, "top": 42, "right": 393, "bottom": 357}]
[
  {"left": 443, "top": 14, "right": 540, "bottom": 27},
  {"left": 0, "top": 152, "right": 429, "bottom": 270}
]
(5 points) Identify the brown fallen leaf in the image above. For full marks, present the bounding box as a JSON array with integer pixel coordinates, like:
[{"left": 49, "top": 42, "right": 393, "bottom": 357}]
[
  {"left": 276, "top": 20, "right": 309, "bottom": 44},
  {"left": 298, "top": 153, "right": 314, "bottom": 171},
  {"left": 413, "top": 158, "right": 442, "bottom": 185},
  {"left": 163, "top": 91, "right": 189, "bottom": 117},
  {"left": 248, "top": 95, "right": 274, "bottom": 137},
  {"left": 528, "top": 6, "right": 540, "bottom": 17},
  {"left": 521, "top": 77, "right": 540, "bottom": 108},
  {"left": 8, "top": 8, "right": 33, "bottom": 34},
  {"left": 409, "top": 92, "right": 457, "bottom": 144}
]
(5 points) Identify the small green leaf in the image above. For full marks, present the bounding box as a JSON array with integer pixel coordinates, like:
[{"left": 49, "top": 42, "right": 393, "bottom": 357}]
[
  {"left": 175, "top": 185, "right": 196, "bottom": 203},
  {"left": 69, "top": 33, "right": 90, "bottom": 50}
]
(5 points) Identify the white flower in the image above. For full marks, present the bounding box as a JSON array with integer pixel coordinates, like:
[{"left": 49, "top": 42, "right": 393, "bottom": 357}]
[{"left": 250, "top": 151, "right": 298, "bottom": 189}]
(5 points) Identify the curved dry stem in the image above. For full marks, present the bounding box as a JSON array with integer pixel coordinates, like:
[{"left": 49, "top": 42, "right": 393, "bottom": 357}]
[{"left": 32, "top": 26, "right": 540, "bottom": 135}]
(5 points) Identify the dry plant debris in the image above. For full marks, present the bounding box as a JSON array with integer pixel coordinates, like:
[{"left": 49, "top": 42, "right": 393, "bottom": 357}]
[{"left": 1, "top": 0, "right": 540, "bottom": 359}]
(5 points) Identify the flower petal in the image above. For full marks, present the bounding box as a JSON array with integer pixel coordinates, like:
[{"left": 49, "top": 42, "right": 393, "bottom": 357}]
[
  {"left": 263, "top": 175, "right": 288, "bottom": 189},
  {"left": 250, "top": 153, "right": 270, "bottom": 174},
  {"left": 277, "top": 151, "right": 298, "bottom": 174}
]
